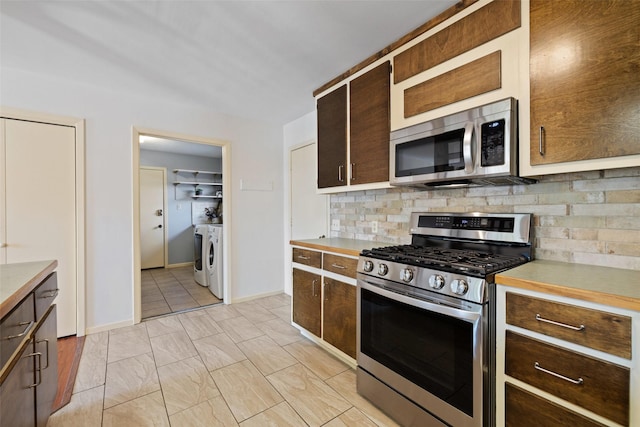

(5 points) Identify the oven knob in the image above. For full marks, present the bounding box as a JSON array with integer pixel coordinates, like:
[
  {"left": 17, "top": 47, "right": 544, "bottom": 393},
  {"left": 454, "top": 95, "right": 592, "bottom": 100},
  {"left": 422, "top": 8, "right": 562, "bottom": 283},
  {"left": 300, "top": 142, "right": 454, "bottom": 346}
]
[
  {"left": 401, "top": 268, "right": 413, "bottom": 283},
  {"left": 363, "top": 260, "right": 374, "bottom": 272},
  {"left": 378, "top": 263, "right": 389, "bottom": 276},
  {"left": 428, "top": 274, "right": 445, "bottom": 290},
  {"left": 451, "top": 279, "right": 469, "bottom": 296}
]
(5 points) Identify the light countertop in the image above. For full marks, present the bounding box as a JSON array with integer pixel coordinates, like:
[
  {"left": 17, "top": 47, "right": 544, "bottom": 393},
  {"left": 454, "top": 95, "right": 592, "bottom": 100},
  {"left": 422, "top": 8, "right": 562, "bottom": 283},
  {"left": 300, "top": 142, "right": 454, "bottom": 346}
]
[
  {"left": 0, "top": 260, "right": 58, "bottom": 319},
  {"left": 496, "top": 260, "right": 640, "bottom": 311},
  {"left": 290, "top": 238, "right": 381, "bottom": 257}
]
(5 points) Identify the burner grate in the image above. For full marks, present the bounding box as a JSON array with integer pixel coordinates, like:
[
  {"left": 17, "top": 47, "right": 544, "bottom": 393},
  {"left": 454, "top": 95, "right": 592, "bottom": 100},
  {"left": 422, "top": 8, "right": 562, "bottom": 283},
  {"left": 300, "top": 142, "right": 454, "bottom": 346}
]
[{"left": 361, "top": 245, "right": 528, "bottom": 276}]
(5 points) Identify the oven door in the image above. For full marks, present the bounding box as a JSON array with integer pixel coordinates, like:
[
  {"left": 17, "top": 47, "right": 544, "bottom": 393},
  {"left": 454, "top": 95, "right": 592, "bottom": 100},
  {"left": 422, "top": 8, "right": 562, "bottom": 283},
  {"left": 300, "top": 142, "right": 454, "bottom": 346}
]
[{"left": 357, "top": 276, "right": 488, "bottom": 427}]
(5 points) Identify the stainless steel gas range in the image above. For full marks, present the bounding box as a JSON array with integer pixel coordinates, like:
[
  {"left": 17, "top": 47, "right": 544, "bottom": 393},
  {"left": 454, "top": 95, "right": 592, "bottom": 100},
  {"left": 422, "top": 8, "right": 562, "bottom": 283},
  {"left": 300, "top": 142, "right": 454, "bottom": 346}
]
[{"left": 356, "top": 212, "right": 533, "bottom": 427}]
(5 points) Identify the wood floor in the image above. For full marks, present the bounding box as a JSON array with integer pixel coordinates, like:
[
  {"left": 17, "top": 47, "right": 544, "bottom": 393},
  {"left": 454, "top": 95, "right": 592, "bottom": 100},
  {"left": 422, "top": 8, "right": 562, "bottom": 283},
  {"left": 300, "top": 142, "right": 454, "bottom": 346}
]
[{"left": 52, "top": 335, "right": 85, "bottom": 413}]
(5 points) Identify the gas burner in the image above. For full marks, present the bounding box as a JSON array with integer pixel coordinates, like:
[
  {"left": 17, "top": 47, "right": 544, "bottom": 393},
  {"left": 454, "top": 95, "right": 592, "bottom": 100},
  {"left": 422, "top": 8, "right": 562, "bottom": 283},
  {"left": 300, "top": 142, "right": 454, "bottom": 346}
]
[{"left": 361, "top": 245, "right": 528, "bottom": 277}]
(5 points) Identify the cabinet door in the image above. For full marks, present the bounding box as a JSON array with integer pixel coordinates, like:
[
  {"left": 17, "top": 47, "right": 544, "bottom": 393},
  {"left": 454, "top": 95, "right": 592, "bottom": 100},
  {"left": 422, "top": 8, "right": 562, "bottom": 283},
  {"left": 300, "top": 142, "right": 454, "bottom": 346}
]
[
  {"left": 323, "top": 277, "right": 356, "bottom": 359},
  {"left": 292, "top": 268, "right": 321, "bottom": 337},
  {"left": 3, "top": 118, "right": 77, "bottom": 337},
  {"left": 529, "top": 0, "right": 640, "bottom": 165},
  {"left": 317, "top": 85, "right": 347, "bottom": 188},
  {"left": 0, "top": 339, "right": 36, "bottom": 427},
  {"left": 34, "top": 305, "right": 58, "bottom": 427},
  {"left": 350, "top": 61, "right": 391, "bottom": 185}
]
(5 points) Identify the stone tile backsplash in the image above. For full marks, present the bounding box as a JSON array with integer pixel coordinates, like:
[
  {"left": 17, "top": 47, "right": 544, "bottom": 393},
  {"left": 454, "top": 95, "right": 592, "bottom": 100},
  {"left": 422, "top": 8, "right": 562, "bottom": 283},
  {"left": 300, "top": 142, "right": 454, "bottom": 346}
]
[{"left": 330, "top": 166, "right": 640, "bottom": 271}]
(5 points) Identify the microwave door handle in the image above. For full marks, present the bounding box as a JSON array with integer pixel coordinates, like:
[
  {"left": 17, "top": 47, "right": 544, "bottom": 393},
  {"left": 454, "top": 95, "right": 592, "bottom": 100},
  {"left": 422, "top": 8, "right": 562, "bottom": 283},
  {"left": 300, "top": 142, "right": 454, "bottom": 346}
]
[{"left": 463, "top": 122, "right": 474, "bottom": 174}]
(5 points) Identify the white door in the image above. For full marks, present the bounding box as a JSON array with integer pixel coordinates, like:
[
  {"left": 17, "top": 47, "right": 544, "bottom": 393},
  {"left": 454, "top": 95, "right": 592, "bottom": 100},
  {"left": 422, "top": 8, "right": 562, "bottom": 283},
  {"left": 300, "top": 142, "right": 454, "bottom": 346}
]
[
  {"left": 1, "top": 119, "right": 77, "bottom": 337},
  {"left": 291, "top": 143, "right": 328, "bottom": 239},
  {"left": 140, "top": 167, "right": 165, "bottom": 269}
]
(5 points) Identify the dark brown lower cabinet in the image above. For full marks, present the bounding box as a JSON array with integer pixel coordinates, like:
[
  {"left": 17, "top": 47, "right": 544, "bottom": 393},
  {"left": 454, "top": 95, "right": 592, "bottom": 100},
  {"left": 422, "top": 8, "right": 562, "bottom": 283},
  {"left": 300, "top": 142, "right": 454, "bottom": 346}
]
[
  {"left": 506, "top": 330, "right": 629, "bottom": 426},
  {"left": 505, "top": 383, "right": 607, "bottom": 427},
  {"left": 35, "top": 305, "right": 58, "bottom": 427},
  {"left": 323, "top": 277, "right": 356, "bottom": 358},
  {"left": 292, "top": 268, "right": 322, "bottom": 337},
  {"left": 0, "top": 338, "right": 36, "bottom": 427},
  {"left": 1, "top": 270, "right": 59, "bottom": 427}
]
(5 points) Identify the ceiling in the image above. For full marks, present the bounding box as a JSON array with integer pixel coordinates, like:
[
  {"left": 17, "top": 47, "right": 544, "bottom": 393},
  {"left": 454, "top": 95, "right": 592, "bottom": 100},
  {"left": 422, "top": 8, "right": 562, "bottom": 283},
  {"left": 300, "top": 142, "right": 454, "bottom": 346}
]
[{"left": 1, "top": 0, "right": 458, "bottom": 128}]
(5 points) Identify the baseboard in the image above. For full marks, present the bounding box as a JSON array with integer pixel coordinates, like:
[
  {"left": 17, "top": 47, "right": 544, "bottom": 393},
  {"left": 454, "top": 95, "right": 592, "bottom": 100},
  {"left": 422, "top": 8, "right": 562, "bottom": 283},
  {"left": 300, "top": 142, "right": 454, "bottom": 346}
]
[
  {"left": 166, "top": 262, "right": 193, "bottom": 269},
  {"left": 85, "top": 319, "right": 134, "bottom": 335},
  {"left": 230, "top": 289, "right": 286, "bottom": 304}
]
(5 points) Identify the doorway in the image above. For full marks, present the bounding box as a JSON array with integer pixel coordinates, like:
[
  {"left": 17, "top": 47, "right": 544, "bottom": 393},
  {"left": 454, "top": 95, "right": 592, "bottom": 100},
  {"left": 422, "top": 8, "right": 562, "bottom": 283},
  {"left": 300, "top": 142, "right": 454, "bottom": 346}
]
[{"left": 132, "top": 128, "right": 230, "bottom": 323}]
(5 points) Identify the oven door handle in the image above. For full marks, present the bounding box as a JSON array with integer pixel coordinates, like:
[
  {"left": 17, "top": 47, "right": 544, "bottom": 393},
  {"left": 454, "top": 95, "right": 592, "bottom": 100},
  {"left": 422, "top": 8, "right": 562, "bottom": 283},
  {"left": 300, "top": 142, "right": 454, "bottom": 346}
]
[{"left": 358, "top": 279, "right": 483, "bottom": 322}]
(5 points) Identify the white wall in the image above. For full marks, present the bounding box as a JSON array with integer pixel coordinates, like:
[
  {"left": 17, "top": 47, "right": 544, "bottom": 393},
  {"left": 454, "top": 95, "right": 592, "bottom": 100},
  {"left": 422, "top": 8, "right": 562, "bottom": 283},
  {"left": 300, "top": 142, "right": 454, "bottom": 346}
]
[{"left": 2, "top": 67, "right": 285, "bottom": 333}]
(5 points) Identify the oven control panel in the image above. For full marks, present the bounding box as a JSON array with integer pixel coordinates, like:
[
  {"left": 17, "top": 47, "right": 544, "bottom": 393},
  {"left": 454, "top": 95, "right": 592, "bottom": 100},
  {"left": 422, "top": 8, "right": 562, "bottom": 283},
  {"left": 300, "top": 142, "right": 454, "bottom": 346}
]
[
  {"left": 357, "top": 256, "right": 487, "bottom": 304},
  {"left": 420, "top": 215, "right": 514, "bottom": 232}
]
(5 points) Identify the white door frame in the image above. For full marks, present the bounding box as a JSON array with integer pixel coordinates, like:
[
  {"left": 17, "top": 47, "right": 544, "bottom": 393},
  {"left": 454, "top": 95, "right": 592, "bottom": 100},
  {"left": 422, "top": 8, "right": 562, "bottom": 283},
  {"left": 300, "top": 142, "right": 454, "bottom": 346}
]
[
  {"left": 0, "top": 107, "right": 86, "bottom": 337},
  {"left": 132, "top": 127, "right": 231, "bottom": 324},
  {"left": 139, "top": 166, "right": 168, "bottom": 269}
]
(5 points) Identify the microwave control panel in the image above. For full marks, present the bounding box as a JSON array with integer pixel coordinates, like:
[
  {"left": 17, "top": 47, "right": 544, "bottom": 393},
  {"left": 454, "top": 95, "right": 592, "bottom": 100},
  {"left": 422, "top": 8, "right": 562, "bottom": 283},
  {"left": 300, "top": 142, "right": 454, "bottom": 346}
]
[{"left": 480, "top": 119, "right": 505, "bottom": 167}]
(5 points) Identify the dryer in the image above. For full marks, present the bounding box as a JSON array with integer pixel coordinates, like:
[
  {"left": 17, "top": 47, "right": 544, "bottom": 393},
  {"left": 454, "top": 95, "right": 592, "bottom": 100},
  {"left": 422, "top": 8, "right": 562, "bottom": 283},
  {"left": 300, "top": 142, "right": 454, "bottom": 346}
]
[
  {"left": 206, "top": 225, "right": 223, "bottom": 299},
  {"left": 193, "top": 224, "right": 209, "bottom": 286}
]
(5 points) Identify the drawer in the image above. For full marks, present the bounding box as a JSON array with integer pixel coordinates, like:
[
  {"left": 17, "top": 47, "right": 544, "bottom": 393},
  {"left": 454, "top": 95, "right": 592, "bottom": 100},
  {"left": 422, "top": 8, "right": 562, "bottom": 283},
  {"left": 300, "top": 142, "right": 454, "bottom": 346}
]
[
  {"left": 505, "top": 331, "right": 629, "bottom": 426},
  {"left": 292, "top": 248, "right": 322, "bottom": 268},
  {"left": 0, "top": 293, "right": 35, "bottom": 367},
  {"left": 505, "top": 383, "right": 606, "bottom": 427},
  {"left": 506, "top": 292, "right": 631, "bottom": 359},
  {"left": 33, "top": 272, "right": 58, "bottom": 319},
  {"left": 323, "top": 253, "right": 357, "bottom": 279}
]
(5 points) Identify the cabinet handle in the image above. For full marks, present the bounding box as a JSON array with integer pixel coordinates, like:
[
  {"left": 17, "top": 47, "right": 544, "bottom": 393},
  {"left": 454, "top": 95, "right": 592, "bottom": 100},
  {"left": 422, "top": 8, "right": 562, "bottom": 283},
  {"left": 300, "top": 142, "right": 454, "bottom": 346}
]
[
  {"left": 331, "top": 263, "right": 346, "bottom": 269},
  {"left": 534, "top": 362, "right": 584, "bottom": 385},
  {"left": 36, "top": 338, "right": 50, "bottom": 369},
  {"left": 312, "top": 279, "right": 317, "bottom": 297},
  {"left": 350, "top": 163, "right": 355, "bottom": 181},
  {"left": 536, "top": 314, "right": 585, "bottom": 331},
  {"left": 25, "top": 352, "right": 43, "bottom": 387},
  {"left": 338, "top": 165, "right": 344, "bottom": 182},
  {"left": 4, "top": 320, "right": 34, "bottom": 340},
  {"left": 538, "top": 126, "right": 545, "bottom": 156},
  {"left": 40, "top": 288, "right": 59, "bottom": 299},
  {"left": 297, "top": 255, "right": 310, "bottom": 260}
]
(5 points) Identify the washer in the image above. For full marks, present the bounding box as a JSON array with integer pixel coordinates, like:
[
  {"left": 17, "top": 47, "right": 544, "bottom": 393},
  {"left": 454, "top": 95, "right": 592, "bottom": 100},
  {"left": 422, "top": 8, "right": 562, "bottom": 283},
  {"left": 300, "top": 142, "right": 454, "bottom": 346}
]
[
  {"left": 193, "top": 224, "right": 209, "bottom": 286},
  {"left": 205, "top": 225, "right": 223, "bottom": 298}
]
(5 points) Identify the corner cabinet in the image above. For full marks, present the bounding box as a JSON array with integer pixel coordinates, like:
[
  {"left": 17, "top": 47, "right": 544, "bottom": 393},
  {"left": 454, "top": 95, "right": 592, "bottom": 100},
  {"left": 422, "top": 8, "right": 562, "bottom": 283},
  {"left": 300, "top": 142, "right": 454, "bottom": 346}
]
[
  {"left": 316, "top": 61, "right": 391, "bottom": 192},
  {"left": 172, "top": 169, "right": 222, "bottom": 199},
  {"left": 291, "top": 246, "right": 357, "bottom": 362},
  {"left": 496, "top": 286, "right": 637, "bottom": 427},
  {"left": 1, "top": 269, "right": 59, "bottom": 427},
  {"left": 522, "top": 0, "right": 640, "bottom": 175}
]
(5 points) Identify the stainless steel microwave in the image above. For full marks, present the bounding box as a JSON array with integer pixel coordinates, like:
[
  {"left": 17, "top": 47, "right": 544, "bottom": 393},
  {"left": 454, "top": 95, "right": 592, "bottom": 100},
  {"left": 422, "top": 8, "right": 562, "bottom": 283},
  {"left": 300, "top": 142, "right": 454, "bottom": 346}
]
[{"left": 390, "top": 98, "right": 535, "bottom": 188}]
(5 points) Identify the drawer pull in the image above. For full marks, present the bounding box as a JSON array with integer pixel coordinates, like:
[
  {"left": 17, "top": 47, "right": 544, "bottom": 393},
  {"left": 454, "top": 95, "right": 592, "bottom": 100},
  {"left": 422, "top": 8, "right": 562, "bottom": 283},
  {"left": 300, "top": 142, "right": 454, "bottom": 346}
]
[
  {"left": 25, "top": 352, "right": 43, "bottom": 387},
  {"left": 535, "top": 314, "right": 585, "bottom": 331},
  {"left": 312, "top": 279, "right": 318, "bottom": 297},
  {"left": 297, "top": 255, "right": 311, "bottom": 260},
  {"left": 331, "top": 263, "right": 346, "bottom": 269},
  {"left": 534, "top": 362, "right": 584, "bottom": 385},
  {"left": 40, "top": 288, "right": 60, "bottom": 299},
  {"left": 3, "top": 320, "right": 35, "bottom": 340}
]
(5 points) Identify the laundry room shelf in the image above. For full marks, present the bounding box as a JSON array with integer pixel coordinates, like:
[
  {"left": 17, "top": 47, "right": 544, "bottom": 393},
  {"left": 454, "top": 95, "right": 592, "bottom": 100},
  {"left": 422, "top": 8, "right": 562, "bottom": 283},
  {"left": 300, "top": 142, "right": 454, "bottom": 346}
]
[{"left": 173, "top": 169, "right": 223, "bottom": 200}]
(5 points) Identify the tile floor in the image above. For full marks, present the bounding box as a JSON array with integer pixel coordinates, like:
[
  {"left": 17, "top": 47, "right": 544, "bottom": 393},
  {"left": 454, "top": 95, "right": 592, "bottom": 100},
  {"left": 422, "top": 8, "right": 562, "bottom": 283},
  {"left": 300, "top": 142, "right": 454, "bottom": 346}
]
[
  {"left": 47, "top": 293, "right": 400, "bottom": 427},
  {"left": 141, "top": 266, "right": 222, "bottom": 319}
]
